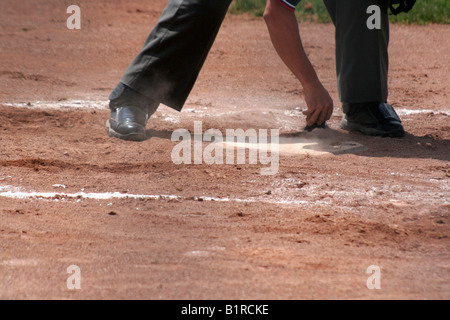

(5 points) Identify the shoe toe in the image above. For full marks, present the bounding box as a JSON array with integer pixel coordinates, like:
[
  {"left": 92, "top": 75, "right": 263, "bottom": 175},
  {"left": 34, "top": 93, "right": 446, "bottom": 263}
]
[
  {"left": 116, "top": 121, "right": 145, "bottom": 136},
  {"left": 379, "top": 121, "right": 405, "bottom": 137}
]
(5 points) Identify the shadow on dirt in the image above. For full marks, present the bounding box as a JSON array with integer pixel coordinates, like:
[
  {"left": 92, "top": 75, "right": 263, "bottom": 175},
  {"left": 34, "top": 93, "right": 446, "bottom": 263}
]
[
  {"left": 280, "top": 129, "right": 450, "bottom": 162},
  {"left": 144, "top": 126, "right": 449, "bottom": 162}
]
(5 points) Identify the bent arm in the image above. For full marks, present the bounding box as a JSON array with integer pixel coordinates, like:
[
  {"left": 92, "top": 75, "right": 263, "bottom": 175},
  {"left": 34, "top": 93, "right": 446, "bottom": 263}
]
[{"left": 264, "top": 0, "right": 333, "bottom": 126}]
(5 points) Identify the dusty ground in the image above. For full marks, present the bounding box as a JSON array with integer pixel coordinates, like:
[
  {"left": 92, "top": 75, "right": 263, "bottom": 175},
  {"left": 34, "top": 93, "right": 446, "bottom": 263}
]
[{"left": 0, "top": 0, "right": 449, "bottom": 300}]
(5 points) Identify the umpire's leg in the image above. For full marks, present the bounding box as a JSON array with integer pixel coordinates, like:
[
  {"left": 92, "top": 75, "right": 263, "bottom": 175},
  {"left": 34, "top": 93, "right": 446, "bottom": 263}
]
[
  {"left": 323, "top": 0, "right": 390, "bottom": 104},
  {"left": 120, "top": 0, "right": 233, "bottom": 111}
]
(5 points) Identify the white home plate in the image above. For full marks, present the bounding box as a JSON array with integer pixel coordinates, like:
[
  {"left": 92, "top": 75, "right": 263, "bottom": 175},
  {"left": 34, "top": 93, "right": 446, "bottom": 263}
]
[
  {"left": 277, "top": 137, "right": 367, "bottom": 155},
  {"left": 223, "top": 134, "right": 367, "bottom": 156}
]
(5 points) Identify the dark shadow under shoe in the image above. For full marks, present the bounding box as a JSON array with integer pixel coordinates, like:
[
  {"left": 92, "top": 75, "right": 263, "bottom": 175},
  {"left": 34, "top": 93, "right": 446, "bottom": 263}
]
[
  {"left": 341, "top": 102, "right": 405, "bottom": 138},
  {"left": 305, "top": 122, "right": 327, "bottom": 132}
]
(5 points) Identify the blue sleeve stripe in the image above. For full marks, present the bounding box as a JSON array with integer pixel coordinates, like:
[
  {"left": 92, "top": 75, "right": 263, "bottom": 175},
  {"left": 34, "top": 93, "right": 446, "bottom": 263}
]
[{"left": 279, "top": 0, "right": 301, "bottom": 10}]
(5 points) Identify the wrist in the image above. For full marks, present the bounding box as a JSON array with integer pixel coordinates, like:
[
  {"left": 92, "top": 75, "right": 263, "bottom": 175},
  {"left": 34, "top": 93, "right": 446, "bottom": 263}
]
[
  {"left": 295, "top": 66, "right": 321, "bottom": 90},
  {"left": 301, "top": 77, "right": 322, "bottom": 91}
]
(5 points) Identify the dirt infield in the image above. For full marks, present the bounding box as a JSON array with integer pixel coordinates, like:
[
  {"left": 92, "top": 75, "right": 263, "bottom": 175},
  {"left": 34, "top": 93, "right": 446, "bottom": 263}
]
[{"left": 0, "top": 0, "right": 449, "bottom": 300}]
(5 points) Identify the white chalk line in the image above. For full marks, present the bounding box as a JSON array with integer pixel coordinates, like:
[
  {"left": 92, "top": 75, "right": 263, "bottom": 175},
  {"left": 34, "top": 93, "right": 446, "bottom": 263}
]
[
  {"left": 1, "top": 100, "right": 107, "bottom": 110},
  {"left": 0, "top": 185, "right": 308, "bottom": 206},
  {"left": 2, "top": 100, "right": 449, "bottom": 117}
]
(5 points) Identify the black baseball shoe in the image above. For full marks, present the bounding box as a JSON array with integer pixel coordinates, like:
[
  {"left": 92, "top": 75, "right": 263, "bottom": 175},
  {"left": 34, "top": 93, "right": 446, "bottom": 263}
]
[
  {"left": 341, "top": 102, "right": 405, "bottom": 138},
  {"left": 106, "top": 106, "right": 153, "bottom": 141},
  {"left": 106, "top": 83, "right": 159, "bottom": 141}
]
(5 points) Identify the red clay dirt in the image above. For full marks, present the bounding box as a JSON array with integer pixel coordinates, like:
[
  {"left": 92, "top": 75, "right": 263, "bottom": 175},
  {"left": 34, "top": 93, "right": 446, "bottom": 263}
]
[{"left": 0, "top": 0, "right": 449, "bottom": 300}]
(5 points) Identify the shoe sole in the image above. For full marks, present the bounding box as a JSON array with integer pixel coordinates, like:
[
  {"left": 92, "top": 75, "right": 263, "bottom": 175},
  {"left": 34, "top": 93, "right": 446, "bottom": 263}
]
[
  {"left": 341, "top": 118, "right": 405, "bottom": 138},
  {"left": 105, "top": 120, "right": 146, "bottom": 141}
]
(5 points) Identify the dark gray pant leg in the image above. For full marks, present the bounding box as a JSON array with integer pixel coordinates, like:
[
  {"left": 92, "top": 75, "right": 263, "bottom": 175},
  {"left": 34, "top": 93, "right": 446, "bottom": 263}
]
[
  {"left": 323, "top": 0, "right": 390, "bottom": 104},
  {"left": 120, "top": 0, "right": 232, "bottom": 111}
]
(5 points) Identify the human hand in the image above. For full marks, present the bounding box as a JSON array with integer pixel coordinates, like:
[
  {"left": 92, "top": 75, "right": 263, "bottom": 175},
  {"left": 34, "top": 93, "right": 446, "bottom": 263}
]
[{"left": 302, "top": 82, "right": 334, "bottom": 127}]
